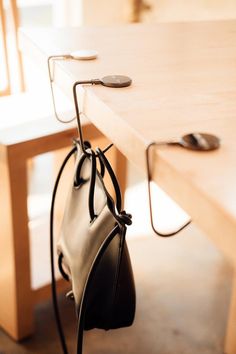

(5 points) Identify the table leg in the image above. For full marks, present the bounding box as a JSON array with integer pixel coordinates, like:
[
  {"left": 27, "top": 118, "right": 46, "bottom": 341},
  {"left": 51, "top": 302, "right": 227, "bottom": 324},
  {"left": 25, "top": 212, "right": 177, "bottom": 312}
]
[
  {"left": 225, "top": 272, "right": 236, "bottom": 354},
  {"left": 0, "top": 146, "right": 33, "bottom": 340}
]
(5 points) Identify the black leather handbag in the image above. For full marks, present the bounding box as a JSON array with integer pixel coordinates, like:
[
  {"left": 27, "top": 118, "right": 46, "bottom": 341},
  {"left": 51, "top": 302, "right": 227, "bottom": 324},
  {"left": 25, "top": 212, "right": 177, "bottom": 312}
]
[{"left": 50, "top": 140, "right": 136, "bottom": 354}]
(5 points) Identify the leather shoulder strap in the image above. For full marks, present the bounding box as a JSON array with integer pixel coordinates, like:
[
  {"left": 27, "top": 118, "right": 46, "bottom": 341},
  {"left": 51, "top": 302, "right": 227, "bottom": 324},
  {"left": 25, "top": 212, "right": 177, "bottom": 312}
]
[{"left": 50, "top": 145, "right": 77, "bottom": 354}]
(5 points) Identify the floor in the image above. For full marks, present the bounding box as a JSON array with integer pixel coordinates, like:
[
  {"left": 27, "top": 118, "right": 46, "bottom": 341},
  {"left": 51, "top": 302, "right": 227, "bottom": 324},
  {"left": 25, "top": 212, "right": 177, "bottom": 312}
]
[{"left": 0, "top": 223, "right": 232, "bottom": 354}]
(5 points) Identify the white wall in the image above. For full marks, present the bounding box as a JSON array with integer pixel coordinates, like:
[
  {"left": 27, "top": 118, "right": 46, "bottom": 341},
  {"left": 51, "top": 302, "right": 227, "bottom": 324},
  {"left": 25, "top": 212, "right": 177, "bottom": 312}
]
[
  {"left": 52, "top": 0, "right": 129, "bottom": 27},
  {"left": 52, "top": 0, "right": 236, "bottom": 27}
]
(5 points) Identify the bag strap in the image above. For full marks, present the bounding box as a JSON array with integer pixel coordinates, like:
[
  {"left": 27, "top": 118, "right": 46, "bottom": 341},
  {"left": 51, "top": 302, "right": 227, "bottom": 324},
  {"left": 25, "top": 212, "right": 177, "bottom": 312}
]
[
  {"left": 96, "top": 147, "right": 132, "bottom": 226},
  {"left": 50, "top": 145, "right": 76, "bottom": 354},
  {"left": 146, "top": 142, "right": 191, "bottom": 237}
]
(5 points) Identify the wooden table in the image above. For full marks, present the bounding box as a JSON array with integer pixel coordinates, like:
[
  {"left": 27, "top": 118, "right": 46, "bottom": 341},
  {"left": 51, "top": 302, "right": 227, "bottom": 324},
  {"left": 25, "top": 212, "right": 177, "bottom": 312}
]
[{"left": 19, "top": 21, "right": 236, "bottom": 353}]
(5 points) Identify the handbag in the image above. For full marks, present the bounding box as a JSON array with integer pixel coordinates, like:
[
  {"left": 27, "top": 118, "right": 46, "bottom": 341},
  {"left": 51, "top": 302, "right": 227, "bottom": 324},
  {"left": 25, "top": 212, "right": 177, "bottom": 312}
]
[{"left": 50, "top": 139, "right": 136, "bottom": 354}]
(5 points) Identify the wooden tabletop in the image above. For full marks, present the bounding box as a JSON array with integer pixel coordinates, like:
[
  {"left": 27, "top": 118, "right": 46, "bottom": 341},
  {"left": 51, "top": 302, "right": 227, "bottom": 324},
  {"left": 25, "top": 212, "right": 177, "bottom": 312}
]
[{"left": 20, "top": 21, "right": 236, "bottom": 263}]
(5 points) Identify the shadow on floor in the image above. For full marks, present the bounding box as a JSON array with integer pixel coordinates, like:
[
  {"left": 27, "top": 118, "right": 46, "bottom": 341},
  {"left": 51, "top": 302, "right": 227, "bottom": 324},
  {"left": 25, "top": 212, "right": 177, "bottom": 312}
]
[{"left": 0, "top": 226, "right": 233, "bottom": 354}]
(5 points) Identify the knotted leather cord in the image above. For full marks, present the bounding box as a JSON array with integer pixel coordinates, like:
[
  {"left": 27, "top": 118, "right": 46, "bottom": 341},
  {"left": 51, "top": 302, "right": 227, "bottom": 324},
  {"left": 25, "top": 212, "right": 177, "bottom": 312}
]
[
  {"left": 50, "top": 143, "right": 132, "bottom": 354},
  {"left": 146, "top": 142, "right": 191, "bottom": 237}
]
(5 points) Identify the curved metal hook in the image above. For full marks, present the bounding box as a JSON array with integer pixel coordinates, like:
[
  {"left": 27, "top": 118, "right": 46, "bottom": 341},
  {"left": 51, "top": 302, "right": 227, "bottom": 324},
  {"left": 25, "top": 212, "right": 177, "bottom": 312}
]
[
  {"left": 47, "top": 55, "right": 76, "bottom": 123},
  {"left": 146, "top": 142, "right": 191, "bottom": 237},
  {"left": 72, "top": 80, "right": 101, "bottom": 154}
]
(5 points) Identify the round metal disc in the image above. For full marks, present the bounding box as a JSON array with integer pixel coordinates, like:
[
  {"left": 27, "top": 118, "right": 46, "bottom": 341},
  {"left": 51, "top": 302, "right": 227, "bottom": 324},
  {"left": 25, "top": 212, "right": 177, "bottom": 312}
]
[
  {"left": 180, "top": 133, "right": 220, "bottom": 151},
  {"left": 101, "top": 75, "right": 132, "bottom": 88},
  {"left": 70, "top": 49, "right": 98, "bottom": 60}
]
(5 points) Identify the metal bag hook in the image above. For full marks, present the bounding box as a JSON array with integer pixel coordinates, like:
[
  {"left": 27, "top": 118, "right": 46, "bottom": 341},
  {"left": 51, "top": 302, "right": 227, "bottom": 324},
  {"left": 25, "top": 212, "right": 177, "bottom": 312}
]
[
  {"left": 72, "top": 80, "right": 97, "bottom": 154},
  {"left": 48, "top": 53, "right": 132, "bottom": 126},
  {"left": 146, "top": 142, "right": 191, "bottom": 237},
  {"left": 47, "top": 52, "right": 99, "bottom": 123},
  {"left": 48, "top": 53, "right": 132, "bottom": 148},
  {"left": 146, "top": 132, "right": 220, "bottom": 237},
  {"left": 72, "top": 76, "right": 132, "bottom": 155},
  {"left": 48, "top": 55, "right": 76, "bottom": 123}
]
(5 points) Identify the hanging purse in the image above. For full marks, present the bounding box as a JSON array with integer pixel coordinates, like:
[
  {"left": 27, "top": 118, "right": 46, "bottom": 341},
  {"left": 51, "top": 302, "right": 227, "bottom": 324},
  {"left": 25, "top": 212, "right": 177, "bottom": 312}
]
[{"left": 50, "top": 80, "right": 135, "bottom": 354}]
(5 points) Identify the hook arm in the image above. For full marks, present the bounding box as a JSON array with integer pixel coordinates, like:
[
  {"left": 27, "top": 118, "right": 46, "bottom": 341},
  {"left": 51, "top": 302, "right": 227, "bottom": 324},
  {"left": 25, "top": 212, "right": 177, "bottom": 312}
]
[{"left": 72, "top": 80, "right": 101, "bottom": 154}]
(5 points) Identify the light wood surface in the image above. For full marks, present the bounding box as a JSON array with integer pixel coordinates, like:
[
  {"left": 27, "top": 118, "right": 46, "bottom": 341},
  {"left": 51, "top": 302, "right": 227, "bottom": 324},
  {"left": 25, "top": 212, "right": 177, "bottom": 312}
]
[
  {"left": 20, "top": 21, "right": 236, "bottom": 256},
  {"left": 19, "top": 20, "right": 236, "bottom": 353}
]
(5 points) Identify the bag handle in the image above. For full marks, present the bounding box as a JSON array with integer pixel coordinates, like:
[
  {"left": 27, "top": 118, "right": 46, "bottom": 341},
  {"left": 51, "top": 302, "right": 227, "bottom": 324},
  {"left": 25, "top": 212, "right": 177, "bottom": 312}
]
[
  {"left": 74, "top": 145, "right": 131, "bottom": 225},
  {"left": 96, "top": 147, "right": 132, "bottom": 226},
  {"left": 96, "top": 147, "right": 122, "bottom": 213},
  {"left": 73, "top": 148, "right": 114, "bottom": 222}
]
